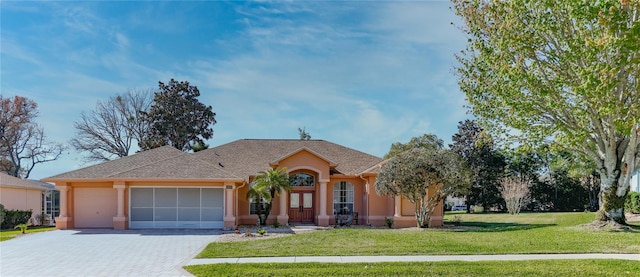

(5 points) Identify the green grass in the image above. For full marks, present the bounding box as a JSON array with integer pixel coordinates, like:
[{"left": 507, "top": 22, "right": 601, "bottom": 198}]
[
  {"left": 197, "top": 212, "right": 640, "bottom": 258},
  {"left": 185, "top": 259, "right": 640, "bottom": 277},
  {"left": 0, "top": 226, "right": 56, "bottom": 242}
]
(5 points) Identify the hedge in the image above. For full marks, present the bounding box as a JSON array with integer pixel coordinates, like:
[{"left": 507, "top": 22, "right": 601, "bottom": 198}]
[
  {"left": 0, "top": 208, "right": 32, "bottom": 230},
  {"left": 626, "top": 192, "right": 640, "bottom": 214}
]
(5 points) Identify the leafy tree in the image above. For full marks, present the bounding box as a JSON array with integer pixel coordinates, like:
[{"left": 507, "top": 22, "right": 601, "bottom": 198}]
[
  {"left": 0, "top": 95, "right": 64, "bottom": 178},
  {"left": 71, "top": 90, "right": 152, "bottom": 161},
  {"left": 140, "top": 79, "right": 216, "bottom": 152},
  {"left": 450, "top": 120, "right": 506, "bottom": 212},
  {"left": 453, "top": 0, "right": 640, "bottom": 223},
  {"left": 376, "top": 137, "right": 471, "bottom": 228},
  {"left": 248, "top": 167, "right": 292, "bottom": 226},
  {"left": 298, "top": 127, "right": 311, "bottom": 140},
  {"left": 384, "top": 133, "right": 444, "bottom": 159}
]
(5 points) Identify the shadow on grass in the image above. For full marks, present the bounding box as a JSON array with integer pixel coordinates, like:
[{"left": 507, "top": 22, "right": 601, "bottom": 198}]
[{"left": 451, "top": 221, "right": 556, "bottom": 232}]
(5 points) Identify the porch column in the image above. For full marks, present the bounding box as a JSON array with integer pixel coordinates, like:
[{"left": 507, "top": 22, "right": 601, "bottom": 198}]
[
  {"left": 223, "top": 183, "right": 236, "bottom": 230},
  {"left": 55, "top": 184, "right": 72, "bottom": 229},
  {"left": 394, "top": 195, "right": 401, "bottom": 217},
  {"left": 113, "top": 182, "right": 127, "bottom": 230},
  {"left": 317, "top": 181, "right": 330, "bottom": 226},
  {"left": 277, "top": 189, "right": 289, "bottom": 226}
]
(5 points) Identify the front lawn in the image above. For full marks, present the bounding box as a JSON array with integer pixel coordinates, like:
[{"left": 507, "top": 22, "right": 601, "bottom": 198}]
[
  {"left": 0, "top": 226, "right": 56, "bottom": 242},
  {"left": 197, "top": 212, "right": 639, "bottom": 258},
  {"left": 185, "top": 259, "right": 640, "bottom": 277}
]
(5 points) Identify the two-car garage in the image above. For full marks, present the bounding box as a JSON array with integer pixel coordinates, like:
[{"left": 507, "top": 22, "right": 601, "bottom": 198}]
[
  {"left": 129, "top": 187, "right": 224, "bottom": 229},
  {"left": 73, "top": 187, "right": 224, "bottom": 229}
]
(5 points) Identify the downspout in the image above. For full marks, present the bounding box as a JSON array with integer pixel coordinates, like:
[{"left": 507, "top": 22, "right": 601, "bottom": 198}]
[
  {"left": 358, "top": 174, "right": 369, "bottom": 226},
  {"left": 235, "top": 180, "right": 247, "bottom": 228}
]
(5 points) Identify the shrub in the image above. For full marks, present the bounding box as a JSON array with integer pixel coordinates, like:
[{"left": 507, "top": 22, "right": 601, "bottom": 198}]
[
  {"left": 385, "top": 217, "right": 394, "bottom": 228},
  {"left": 257, "top": 228, "right": 266, "bottom": 236},
  {"left": 0, "top": 204, "right": 5, "bottom": 227},
  {"left": 273, "top": 221, "right": 281, "bottom": 228},
  {"left": 452, "top": 215, "right": 462, "bottom": 226},
  {"left": 1, "top": 209, "right": 32, "bottom": 230},
  {"left": 625, "top": 192, "right": 640, "bottom": 214},
  {"left": 15, "top": 223, "right": 28, "bottom": 234}
]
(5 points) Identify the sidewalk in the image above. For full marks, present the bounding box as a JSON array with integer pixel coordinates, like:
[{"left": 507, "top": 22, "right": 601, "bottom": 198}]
[{"left": 186, "top": 253, "right": 640, "bottom": 266}]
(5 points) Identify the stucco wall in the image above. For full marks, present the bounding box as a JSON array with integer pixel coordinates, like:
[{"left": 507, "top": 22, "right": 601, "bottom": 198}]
[{"left": 0, "top": 187, "right": 42, "bottom": 216}]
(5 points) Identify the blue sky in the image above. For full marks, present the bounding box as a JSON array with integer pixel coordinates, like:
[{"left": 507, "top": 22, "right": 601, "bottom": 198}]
[{"left": 1, "top": 1, "right": 469, "bottom": 180}]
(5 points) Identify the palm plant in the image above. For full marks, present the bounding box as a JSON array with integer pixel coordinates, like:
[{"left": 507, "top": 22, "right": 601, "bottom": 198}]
[{"left": 248, "top": 167, "right": 292, "bottom": 226}]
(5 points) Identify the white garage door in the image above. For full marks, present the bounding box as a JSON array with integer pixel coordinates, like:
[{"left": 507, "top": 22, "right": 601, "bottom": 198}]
[
  {"left": 129, "top": 187, "right": 224, "bottom": 229},
  {"left": 75, "top": 187, "right": 117, "bottom": 228}
]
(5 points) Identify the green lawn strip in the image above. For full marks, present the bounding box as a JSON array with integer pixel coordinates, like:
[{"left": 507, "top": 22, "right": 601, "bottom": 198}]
[
  {"left": 197, "top": 213, "right": 640, "bottom": 258},
  {"left": 0, "top": 226, "right": 56, "bottom": 242},
  {"left": 184, "top": 259, "right": 640, "bottom": 277}
]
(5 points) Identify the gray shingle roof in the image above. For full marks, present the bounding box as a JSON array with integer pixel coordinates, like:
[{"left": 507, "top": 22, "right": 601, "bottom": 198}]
[
  {"left": 195, "top": 139, "right": 384, "bottom": 179},
  {"left": 43, "top": 140, "right": 383, "bottom": 182},
  {"left": 1, "top": 172, "right": 49, "bottom": 191},
  {"left": 43, "top": 146, "right": 239, "bottom": 181}
]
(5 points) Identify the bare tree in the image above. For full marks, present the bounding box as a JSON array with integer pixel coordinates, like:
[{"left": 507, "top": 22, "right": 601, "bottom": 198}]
[
  {"left": 0, "top": 95, "right": 64, "bottom": 178},
  {"left": 500, "top": 177, "right": 531, "bottom": 215},
  {"left": 71, "top": 90, "right": 152, "bottom": 162}
]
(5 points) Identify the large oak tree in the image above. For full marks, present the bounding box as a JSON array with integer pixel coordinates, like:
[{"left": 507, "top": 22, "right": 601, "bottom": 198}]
[
  {"left": 140, "top": 79, "right": 216, "bottom": 152},
  {"left": 452, "top": 0, "right": 640, "bottom": 223}
]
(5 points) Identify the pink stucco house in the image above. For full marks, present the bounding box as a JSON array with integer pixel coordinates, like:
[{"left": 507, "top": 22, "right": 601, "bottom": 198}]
[
  {"left": 43, "top": 139, "right": 443, "bottom": 230},
  {"left": 1, "top": 172, "right": 48, "bottom": 223}
]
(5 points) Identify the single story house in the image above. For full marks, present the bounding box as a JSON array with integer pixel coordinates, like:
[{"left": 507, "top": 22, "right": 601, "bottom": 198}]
[
  {"left": 43, "top": 139, "right": 443, "bottom": 230},
  {"left": 1, "top": 172, "right": 49, "bottom": 223}
]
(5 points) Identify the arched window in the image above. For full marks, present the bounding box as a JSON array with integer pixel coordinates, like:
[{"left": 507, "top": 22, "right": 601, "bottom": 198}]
[
  {"left": 290, "top": 173, "right": 315, "bottom": 187},
  {"left": 333, "top": 181, "right": 354, "bottom": 215}
]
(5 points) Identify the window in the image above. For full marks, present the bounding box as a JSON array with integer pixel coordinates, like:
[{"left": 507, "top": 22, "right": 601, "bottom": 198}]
[
  {"left": 290, "top": 173, "right": 315, "bottom": 187},
  {"left": 249, "top": 196, "right": 268, "bottom": 215},
  {"left": 248, "top": 182, "right": 268, "bottom": 215},
  {"left": 333, "top": 181, "right": 354, "bottom": 215}
]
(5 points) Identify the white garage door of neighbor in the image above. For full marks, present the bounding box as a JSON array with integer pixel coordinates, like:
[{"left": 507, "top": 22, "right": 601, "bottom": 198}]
[
  {"left": 129, "top": 187, "right": 224, "bottom": 229},
  {"left": 74, "top": 187, "right": 117, "bottom": 228}
]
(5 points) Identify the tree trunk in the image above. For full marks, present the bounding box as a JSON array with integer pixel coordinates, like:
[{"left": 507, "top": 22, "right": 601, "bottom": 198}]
[{"left": 596, "top": 177, "right": 627, "bottom": 224}]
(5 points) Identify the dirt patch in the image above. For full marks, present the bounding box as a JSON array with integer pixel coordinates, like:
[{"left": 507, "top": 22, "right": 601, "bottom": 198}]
[
  {"left": 577, "top": 220, "right": 637, "bottom": 232},
  {"left": 216, "top": 232, "right": 293, "bottom": 242}
]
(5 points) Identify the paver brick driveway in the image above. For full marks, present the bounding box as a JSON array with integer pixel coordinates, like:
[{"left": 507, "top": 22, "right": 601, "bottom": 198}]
[{"left": 0, "top": 229, "right": 221, "bottom": 277}]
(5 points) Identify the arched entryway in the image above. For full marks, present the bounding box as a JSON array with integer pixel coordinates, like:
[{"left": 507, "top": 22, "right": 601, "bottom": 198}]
[{"left": 288, "top": 172, "right": 316, "bottom": 223}]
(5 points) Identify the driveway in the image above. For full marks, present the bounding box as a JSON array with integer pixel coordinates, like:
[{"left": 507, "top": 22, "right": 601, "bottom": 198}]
[{"left": 0, "top": 229, "right": 221, "bottom": 277}]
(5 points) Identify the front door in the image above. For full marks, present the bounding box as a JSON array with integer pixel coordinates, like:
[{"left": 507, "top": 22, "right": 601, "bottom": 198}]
[{"left": 289, "top": 191, "right": 314, "bottom": 223}]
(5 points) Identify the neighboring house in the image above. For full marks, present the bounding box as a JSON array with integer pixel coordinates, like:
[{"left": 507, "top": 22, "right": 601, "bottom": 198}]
[
  {"left": 0, "top": 172, "right": 50, "bottom": 224},
  {"left": 42, "top": 139, "right": 443, "bottom": 230},
  {"left": 631, "top": 169, "right": 639, "bottom": 193}
]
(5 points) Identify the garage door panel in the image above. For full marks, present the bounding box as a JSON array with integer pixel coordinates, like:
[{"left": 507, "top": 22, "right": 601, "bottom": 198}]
[
  {"left": 131, "top": 188, "right": 153, "bottom": 207},
  {"left": 202, "top": 207, "right": 223, "bottom": 221},
  {"left": 202, "top": 188, "right": 223, "bottom": 207},
  {"left": 75, "top": 188, "right": 117, "bottom": 228},
  {"left": 131, "top": 208, "right": 152, "bottom": 221}
]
